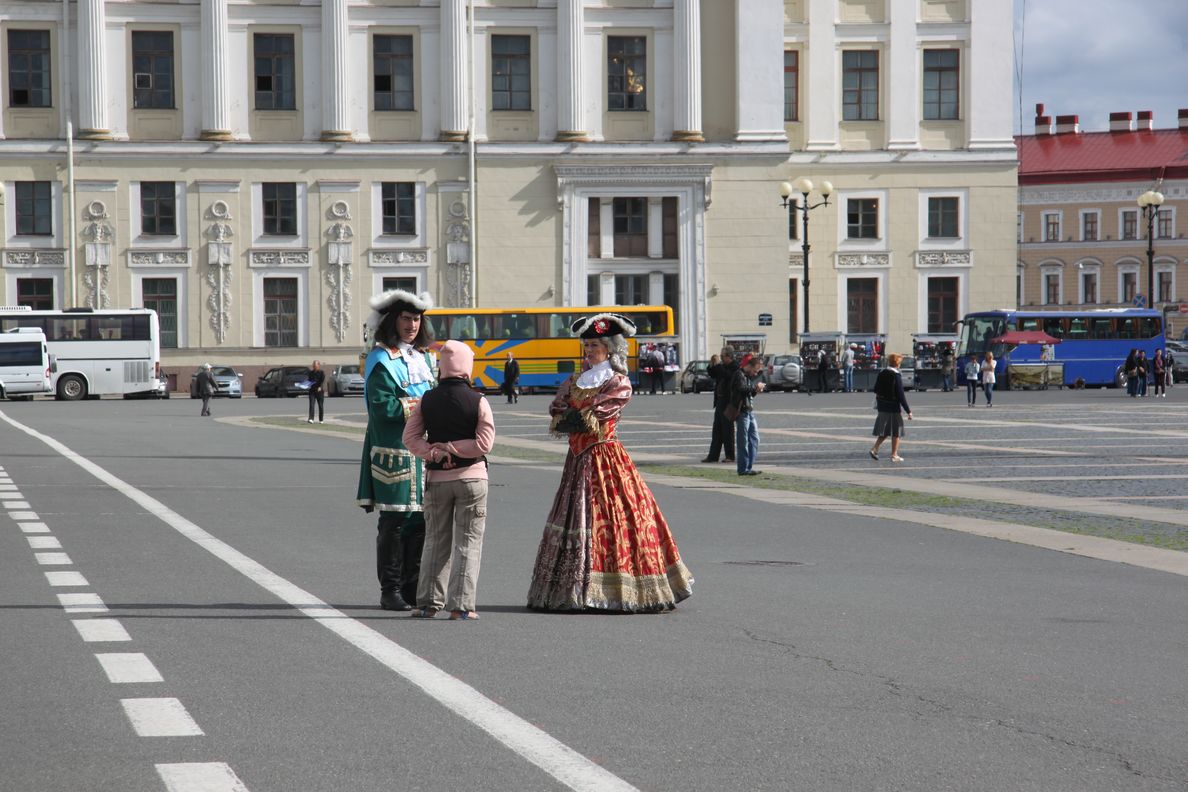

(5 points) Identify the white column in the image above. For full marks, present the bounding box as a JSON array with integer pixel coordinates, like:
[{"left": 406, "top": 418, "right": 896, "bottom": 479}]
[
  {"left": 77, "top": 0, "right": 110, "bottom": 139},
  {"left": 647, "top": 197, "right": 663, "bottom": 258},
  {"left": 886, "top": 0, "right": 919, "bottom": 150},
  {"left": 200, "top": 0, "right": 233, "bottom": 140},
  {"left": 556, "top": 0, "right": 588, "bottom": 141},
  {"left": 599, "top": 199, "right": 614, "bottom": 259},
  {"left": 321, "top": 0, "right": 352, "bottom": 140},
  {"left": 805, "top": 0, "right": 838, "bottom": 150},
  {"left": 734, "top": 0, "right": 786, "bottom": 142},
  {"left": 672, "top": 0, "right": 703, "bottom": 142},
  {"left": 967, "top": 0, "right": 1015, "bottom": 150},
  {"left": 440, "top": 0, "right": 468, "bottom": 141}
]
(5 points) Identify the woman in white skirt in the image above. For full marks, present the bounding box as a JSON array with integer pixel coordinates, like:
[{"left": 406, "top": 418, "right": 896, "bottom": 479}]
[{"left": 869, "top": 353, "right": 913, "bottom": 463}]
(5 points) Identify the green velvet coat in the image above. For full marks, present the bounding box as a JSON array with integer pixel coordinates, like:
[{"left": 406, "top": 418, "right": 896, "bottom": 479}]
[{"left": 356, "top": 345, "right": 435, "bottom": 512}]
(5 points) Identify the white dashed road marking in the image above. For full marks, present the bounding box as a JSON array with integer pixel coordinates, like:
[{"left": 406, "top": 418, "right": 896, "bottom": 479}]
[
  {"left": 46, "top": 571, "right": 88, "bottom": 586},
  {"left": 155, "top": 762, "right": 250, "bottom": 792},
  {"left": 3, "top": 500, "right": 31, "bottom": 509},
  {"left": 17, "top": 521, "right": 50, "bottom": 533},
  {"left": 72, "top": 618, "right": 132, "bottom": 643},
  {"left": 121, "top": 698, "right": 204, "bottom": 737},
  {"left": 96, "top": 653, "right": 164, "bottom": 684},
  {"left": 57, "top": 593, "right": 108, "bottom": 613},
  {"left": 2, "top": 408, "right": 641, "bottom": 792},
  {"left": 27, "top": 535, "right": 61, "bottom": 549},
  {"left": 35, "top": 552, "right": 73, "bottom": 565},
  {"left": 9, "top": 511, "right": 38, "bottom": 520}
]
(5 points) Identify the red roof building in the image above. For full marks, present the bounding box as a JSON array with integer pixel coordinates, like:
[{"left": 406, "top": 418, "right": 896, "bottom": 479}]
[{"left": 1017, "top": 105, "right": 1188, "bottom": 336}]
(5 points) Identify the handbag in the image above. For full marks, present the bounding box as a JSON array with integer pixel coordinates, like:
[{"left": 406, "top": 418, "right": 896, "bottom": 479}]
[{"left": 723, "top": 403, "right": 740, "bottom": 422}]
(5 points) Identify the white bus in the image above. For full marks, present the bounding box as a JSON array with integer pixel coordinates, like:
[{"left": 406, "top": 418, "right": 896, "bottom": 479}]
[{"left": 0, "top": 307, "right": 166, "bottom": 400}]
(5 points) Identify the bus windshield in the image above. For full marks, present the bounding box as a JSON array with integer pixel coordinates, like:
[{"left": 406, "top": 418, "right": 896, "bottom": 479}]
[{"left": 958, "top": 315, "right": 1009, "bottom": 358}]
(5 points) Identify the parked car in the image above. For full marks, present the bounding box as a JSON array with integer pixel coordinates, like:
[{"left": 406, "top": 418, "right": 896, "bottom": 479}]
[
  {"left": 254, "top": 366, "right": 313, "bottom": 398},
  {"left": 679, "top": 360, "right": 714, "bottom": 394},
  {"left": 1165, "top": 341, "right": 1188, "bottom": 383},
  {"left": 897, "top": 355, "right": 917, "bottom": 390},
  {"left": 766, "top": 354, "right": 802, "bottom": 392},
  {"left": 189, "top": 365, "right": 243, "bottom": 399},
  {"left": 329, "top": 363, "right": 365, "bottom": 396}
]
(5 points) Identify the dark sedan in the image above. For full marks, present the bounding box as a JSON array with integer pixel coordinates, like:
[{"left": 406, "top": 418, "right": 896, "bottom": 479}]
[
  {"left": 254, "top": 366, "right": 313, "bottom": 398},
  {"left": 679, "top": 360, "right": 715, "bottom": 394}
]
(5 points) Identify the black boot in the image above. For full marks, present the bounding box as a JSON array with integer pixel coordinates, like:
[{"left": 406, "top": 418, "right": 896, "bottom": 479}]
[
  {"left": 376, "top": 513, "right": 411, "bottom": 610},
  {"left": 399, "top": 516, "right": 425, "bottom": 607}
]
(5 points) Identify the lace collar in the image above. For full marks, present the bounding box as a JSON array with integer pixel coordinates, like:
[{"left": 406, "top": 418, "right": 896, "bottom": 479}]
[{"left": 576, "top": 360, "right": 615, "bottom": 389}]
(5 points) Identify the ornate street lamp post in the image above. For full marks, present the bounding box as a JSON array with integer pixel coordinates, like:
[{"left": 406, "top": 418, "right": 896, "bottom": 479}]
[
  {"left": 1138, "top": 189, "right": 1165, "bottom": 307},
  {"left": 779, "top": 177, "right": 832, "bottom": 334}
]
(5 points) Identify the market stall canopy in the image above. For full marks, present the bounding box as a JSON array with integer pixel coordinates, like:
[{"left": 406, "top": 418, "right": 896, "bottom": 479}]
[{"left": 990, "top": 331, "right": 1062, "bottom": 345}]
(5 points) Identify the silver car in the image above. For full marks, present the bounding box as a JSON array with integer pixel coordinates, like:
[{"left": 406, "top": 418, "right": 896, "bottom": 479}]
[
  {"left": 189, "top": 365, "right": 243, "bottom": 399},
  {"left": 766, "top": 355, "right": 802, "bottom": 391},
  {"left": 330, "top": 363, "right": 365, "bottom": 396}
]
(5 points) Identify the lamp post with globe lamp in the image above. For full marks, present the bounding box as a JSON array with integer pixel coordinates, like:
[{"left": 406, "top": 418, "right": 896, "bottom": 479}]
[
  {"left": 779, "top": 177, "right": 833, "bottom": 334},
  {"left": 1138, "top": 189, "right": 1165, "bottom": 307}
]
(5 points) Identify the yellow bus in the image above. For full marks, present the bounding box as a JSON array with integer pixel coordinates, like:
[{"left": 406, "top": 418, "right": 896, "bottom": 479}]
[{"left": 423, "top": 305, "right": 675, "bottom": 392}]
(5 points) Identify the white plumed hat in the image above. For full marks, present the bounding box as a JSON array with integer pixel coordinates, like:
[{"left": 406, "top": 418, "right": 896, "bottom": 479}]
[{"left": 364, "top": 289, "right": 434, "bottom": 334}]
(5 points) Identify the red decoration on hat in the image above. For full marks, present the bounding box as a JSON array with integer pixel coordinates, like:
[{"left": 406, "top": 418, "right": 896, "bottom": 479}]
[{"left": 592, "top": 319, "right": 609, "bottom": 336}]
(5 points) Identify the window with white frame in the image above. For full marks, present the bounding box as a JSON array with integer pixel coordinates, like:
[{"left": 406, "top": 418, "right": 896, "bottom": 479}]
[
  {"left": 1157, "top": 269, "right": 1174, "bottom": 303},
  {"left": 15, "top": 182, "right": 53, "bottom": 236},
  {"left": 847, "top": 198, "right": 879, "bottom": 239},
  {"left": 1042, "top": 212, "right": 1061, "bottom": 242},
  {"left": 141, "top": 277, "right": 178, "bottom": 348},
  {"left": 1043, "top": 271, "right": 1061, "bottom": 305},
  {"left": 381, "top": 182, "right": 416, "bottom": 235},
  {"left": 927, "top": 197, "right": 959, "bottom": 238},
  {"left": 263, "top": 276, "right": 299, "bottom": 346},
  {"left": 1080, "top": 270, "right": 1098, "bottom": 304},
  {"left": 1017, "top": 213, "right": 1023, "bottom": 243},
  {"left": 1081, "top": 210, "right": 1099, "bottom": 242},
  {"left": 1121, "top": 209, "right": 1138, "bottom": 241},
  {"left": 262, "top": 183, "right": 297, "bottom": 236},
  {"left": 140, "top": 182, "right": 177, "bottom": 236},
  {"left": 842, "top": 50, "right": 878, "bottom": 121},
  {"left": 922, "top": 49, "right": 959, "bottom": 120},
  {"left": 1157, "top": 209, "right": 1174, "bottom": 240},
  {"left": 607, "top": 36, "right": 646, "bottom": 112},
  {"left": 783, "top": 51, "right": 799, "bottom": 122},
  {"left": 16, "top": 277, "right": 54, "bottom": 309},
  {"left": 1120, "top": 270, "right": 1137, "bottom": 303}
]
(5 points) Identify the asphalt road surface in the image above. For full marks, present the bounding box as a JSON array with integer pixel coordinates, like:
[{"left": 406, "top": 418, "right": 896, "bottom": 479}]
[{"left": 2, "top": 388, "right": 1187, "bottom": 792}]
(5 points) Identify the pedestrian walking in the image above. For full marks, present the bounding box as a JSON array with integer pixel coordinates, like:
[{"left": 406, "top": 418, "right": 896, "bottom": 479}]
[
  {"left": 357, "top": 289, "right": 436, "bottom": 612},
  {"left": 703, "top": 349, "right": 737, "bottom": 463},
  {"left": 502, "top": 351, "right": 520, "bottom": 404},
  {"left": 527, "top": 313, "right": 693, "bottom": 612},
  {"left": 964, "top": 355, "right": 981, "bottom": 406},
  {"left": 941, "top": 349, "right": 954, "bottom": 392},
  {"left": 403, "top": 341, "right": 495, "bottom": 621},
  {"left": 1152, "top": 348, "right": 1167, "bottom": 398},
  {"left": 307, "top": 360, "right": 325, "bottom": 423},
  {"left": 869, "top": 353, "right": 913, "bottom": 463},
  {"left": 815, "top": 347, "right": 829, "bottom": 393},
  {"left": 981, "top": 351, "right": 997, "bottom": 407},
  {"left": 648, "top": 344, "right": 666, "bottom": 394},
  {"left": 1136, "top": 350, "right": 1149, "bottom": 397},
  {"left": 1125, "top": 349, "right": 1139, "bottom": 397},
  {"left": 729, "top": 353, "right": 766, "bottom": 476},
  {"left": 196, "top": 363, "right": 216, "bottom": 416},
  {"left": 841, "top": 344, "right": 856, "bottom": 393}
]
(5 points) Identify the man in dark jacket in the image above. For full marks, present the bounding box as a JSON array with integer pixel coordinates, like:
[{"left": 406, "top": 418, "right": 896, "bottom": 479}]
[
  {"left": 502, "top": 351, "right": 520, "bottom": 403},
  {"left": 703, "top": 349, "right": 737, "bottom": 463},
  {"left": 729, "top": 353, "right": 765, "bottom": 475},
  {"left": 307, "top": 360, "right": 325, "bottom": 423},
  {"left": 197, "top": 363, "right": 216, "bottom": 417}
]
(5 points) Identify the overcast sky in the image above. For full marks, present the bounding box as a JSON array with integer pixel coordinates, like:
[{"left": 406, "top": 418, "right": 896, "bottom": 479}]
[{"left": 1013, "top": 0, "right": 1188, "bottom": 134}]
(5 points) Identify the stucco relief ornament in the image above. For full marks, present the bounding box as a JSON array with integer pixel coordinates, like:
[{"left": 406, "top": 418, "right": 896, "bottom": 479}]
[
  {"left": 444, "top": 199, "right": 472, "bottom": 308},
  {"left": 82, "top": 201, "right": 112, "bottom": 308},
  {"left": 206, "top": 200, "right": 235, "bottom": 343},
  {"left": 325, "top": 201, "right": 354, "bottom": 343}
]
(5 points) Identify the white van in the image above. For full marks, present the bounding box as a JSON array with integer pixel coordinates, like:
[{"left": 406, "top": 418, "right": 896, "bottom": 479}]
[{"left": 0, "top": 327, "right": 54, "bottom": 400}]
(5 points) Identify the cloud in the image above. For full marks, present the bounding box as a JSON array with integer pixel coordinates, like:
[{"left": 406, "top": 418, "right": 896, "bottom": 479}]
[{"left": 1015, "top": 0, "right": 1188, "bottom": 131}]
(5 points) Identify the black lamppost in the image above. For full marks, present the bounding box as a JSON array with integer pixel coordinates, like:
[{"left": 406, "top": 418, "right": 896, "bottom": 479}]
[
  {"left": 780, "top": 177, "right": 832, "bottom": 334},
  {"left": 1138, "top": 189, "right": 1165, "bottom": 307}
]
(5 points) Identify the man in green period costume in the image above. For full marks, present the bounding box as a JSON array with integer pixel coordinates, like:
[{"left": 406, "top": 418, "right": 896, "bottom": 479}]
[{"left": 357, "top": 289, "right": 436, "bottom": 611}]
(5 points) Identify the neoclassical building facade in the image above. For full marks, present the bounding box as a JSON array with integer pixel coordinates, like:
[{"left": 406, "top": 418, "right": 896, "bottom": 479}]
[{"left": 0, "top": 0, "right": 1016, "bottom": 371}]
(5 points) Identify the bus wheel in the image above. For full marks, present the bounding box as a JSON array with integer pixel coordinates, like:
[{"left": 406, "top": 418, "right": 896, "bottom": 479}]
[
  {"left": 57, "top": 375, "right": 87, "bottom": 401},
  {"left": 1114, "top": 369, "right": 1127, "bottom": 389}
]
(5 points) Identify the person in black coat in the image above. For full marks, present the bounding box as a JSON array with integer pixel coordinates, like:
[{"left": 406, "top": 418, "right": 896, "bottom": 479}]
[
  {"left": 197, "top": 363, "right": 216, "bottom": 417},
  {"left": 703, "top": 349, "right": 738, "bottom": 463},
  {"left": 869, "top": 353, "right": 913, "bottom": 463},
  {"left": 502, "top": 351, "right": 520, "bottom": 403},
  {"left": 307, "top": 360, "right": 326, "bottom": 423}
]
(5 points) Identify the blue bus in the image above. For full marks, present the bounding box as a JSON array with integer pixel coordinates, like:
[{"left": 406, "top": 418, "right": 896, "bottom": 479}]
[{"left": 956, "top": 308, "right": 1164, "bottom": 388}]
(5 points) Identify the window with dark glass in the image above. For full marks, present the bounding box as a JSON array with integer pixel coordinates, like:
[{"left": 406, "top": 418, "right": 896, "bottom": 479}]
[
  {"left": 788, "top": 278, "right": 799, "bottom": 343},
  {"left": 587, "top": 198, "right": 601, "bottom": 258},
  {"left": 846, "top": 198, "right": 878, "bottom": 239},
  {"left": 16, "top": 278, "right": 53, "bottom": 310},
  {"left": 607, "top": 36, "right": 646, "bottom": 111},
  {"left": 614, "top": 274, "right": 648, "bottom": 305},
  {"left": 142, "top": 278, "right": 178, "bottom": 348},
  {"left": 382, "top": 276, "right": 417, "bottom": 293},
  {"left": 262, "top": 183, "right": 297, "bottom": 235},
  {"left": 1044, "top": 273, "right": 1060, "bottom": 305},
  {"left": 1158, "top": 271, "right": 1173, "bottom": 303},
  {"left": 662, "top": 197, "right": 678, "bottom": 258},
  {"left": 1044, "top": 214, "right": 1060, "bottom": 241},
  {"left": 842, "top": 50, "right": 878, "bottom": 121},
  {"left": 612, "top": 197, "right": 648, "bottom": 257},
  {"left": 587, "top": 274, "right": 600, "bottom": 306},
  {"left": 373, "top": 35, "right": 413, "bottom": 111},
  {"left": 787, "top": 197, "right": 799, "bottom": 240},
  {"left": 15, "top": 182, "right": 52, "bottom": 236},
  {"left": 8, "top": 30, "right": 52, "bottom": 108},
  {"left": 140, "top": 182, "right": 176, "bottom": 236},
  {"left": 131, "top": 31, "right": 174, "bottom": 109},
  {"left": 846, "top": 278, "right": 878, "bottom": 334},
  {"left": 927, "top": 197, "right": 959, "bottom": 238},
  {"left": 1121, "top": 210, "right": 1137, "bottom": 240},
  {"left": 380, "top": 182, "right": 415, "bottom": 235},
  {"left": 263, "top": 277, "right": 299, "bottom": 347},
  {"left": 1122, "top": 272, "right": 1136, "bottom": 303},
  {"left": 783, "top": 50, "right": 798, "bottom": 122},
  {"left": 491, "top": 35, "right": 531, "bottom": 111},
  {"left": 254, "top": 33, "right": 295, "bottom": 110},
  {"left": 922, "top": 49, "right": 958, "bottom": 120},
  {"left": 926, "top": 277, "right": 958, "bottom": 333},
  {"left": 1158, "top": 212, "right": 1173, "bottom": 239},
  {"left": 1082, "top": 212, "right": 1098, "bottom": 241},
  {"left": 1082, "top": 272, "right": 1097, "bottom": 304}
]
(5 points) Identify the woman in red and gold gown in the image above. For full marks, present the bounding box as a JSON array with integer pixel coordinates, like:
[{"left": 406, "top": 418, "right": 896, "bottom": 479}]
[{"left": 527, "top": 314, "right": 694, "bottom": 612}]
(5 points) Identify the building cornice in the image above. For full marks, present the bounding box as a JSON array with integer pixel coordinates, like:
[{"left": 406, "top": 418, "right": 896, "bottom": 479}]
[{"left": 786, "top": 149, "right": 1017, "bottom": 166}]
